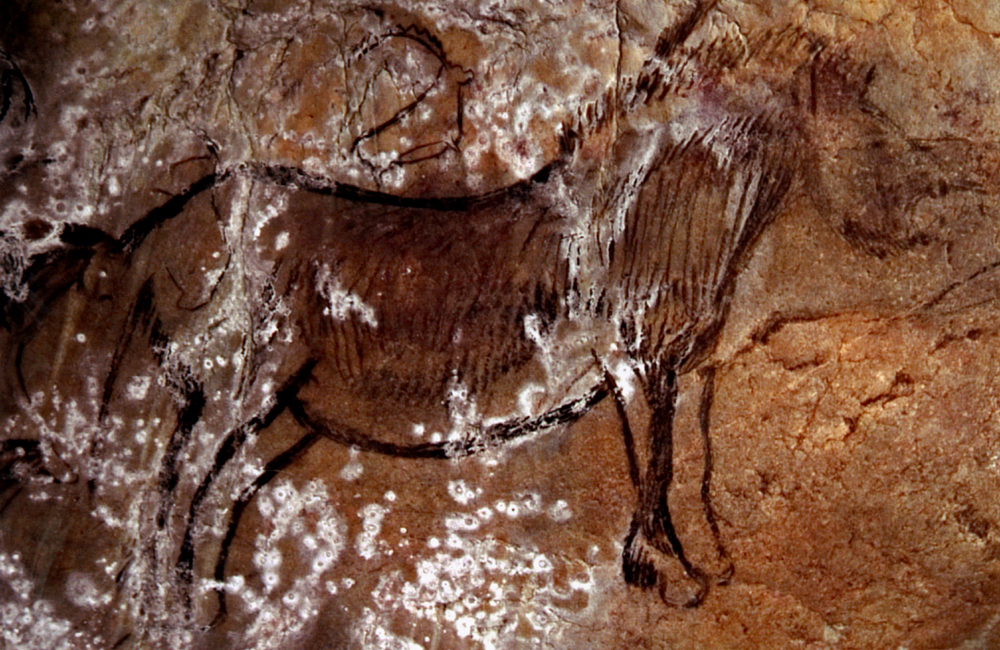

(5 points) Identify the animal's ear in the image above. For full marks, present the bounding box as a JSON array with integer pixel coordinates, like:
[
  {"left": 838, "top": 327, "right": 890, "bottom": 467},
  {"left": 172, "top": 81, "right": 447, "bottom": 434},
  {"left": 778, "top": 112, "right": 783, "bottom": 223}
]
[
  {"left": 0, "top": 225, "right": 109, "bottom": 334},
  {"left": 807, "top": 100, "right": 989, "bottom": 258}
]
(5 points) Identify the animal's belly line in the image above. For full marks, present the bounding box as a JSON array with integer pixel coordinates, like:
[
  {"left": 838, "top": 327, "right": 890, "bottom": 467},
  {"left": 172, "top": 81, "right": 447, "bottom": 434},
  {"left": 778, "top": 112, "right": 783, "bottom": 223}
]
[{"left": 293, "top": 382, "right": 609, "bottom": 459}]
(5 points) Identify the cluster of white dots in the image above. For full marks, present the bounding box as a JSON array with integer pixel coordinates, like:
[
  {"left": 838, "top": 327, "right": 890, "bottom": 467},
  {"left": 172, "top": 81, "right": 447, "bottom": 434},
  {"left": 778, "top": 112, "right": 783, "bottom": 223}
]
[
  {"left": 252, "top": 479, "right": 345, "bottom": 592},
  {"left": 446, "top": 479, "right": 481, "bottom": 505},
  {"left": 213, "top": 479, "right": 346, "bottom": 650},
  {"left": 23, "top": 387, "right": 157, "bottom": 497},
  {"left": 315, "top": 263, "right": 379, "bottom": 328},
  {"left": 361, "top": 481, "right": 590, "bottom": 649},
  {"left": 371, "top": 532, "right": 594, "bottom": 649},
  {"left": 353, "top": 607, "right": 424, "bottom": 650},
  {"left": 356, "top": 501, "right": 390, "bottom": 560},
  {"left": 0, "top": 545, "right": 100, "bottom": 650}
]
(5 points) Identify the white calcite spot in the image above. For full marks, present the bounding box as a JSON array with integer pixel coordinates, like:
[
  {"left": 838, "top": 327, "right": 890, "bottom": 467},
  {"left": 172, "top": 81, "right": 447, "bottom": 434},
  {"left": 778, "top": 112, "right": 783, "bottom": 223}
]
[
  {"left": 447, "top": 480, "right": 480, "bottom": 505},
  {"left": 356, "top": 503, "right": 389, "bottom": 560},
  {"left": 251, "top": 194, "right": 288, "bottom": 241},
  {"left": 444, "top": 513, "right": 480, "bottom": 532},
  {"left": 0, "top": 546, "right": 96, "bottom": 650},
  {"left": 365, "top": 479, "right": 598, "bottom": 649},
  {"left": 124, "top": 375, "right": 150, "bottom": 401},
  {"left": 353, "top": 608, "right": 423, "bottom": 650},
  {"left": 65, "top": 572, "right": 112, "bottom": 609},
  {"left": 516, "top": 382, "right": 545, "bottom": 417},
  {"left": 340, "top": 451, "right": 363, "bottom": 481},
  {"left": 547, "top": 499, "right": 572, "bottom": 522},
  {"left": 274, "top": 231, "right": 289, "bottom": 250},
  {"left": 315, "top": 264, "right": 378, "bottom": 328}
]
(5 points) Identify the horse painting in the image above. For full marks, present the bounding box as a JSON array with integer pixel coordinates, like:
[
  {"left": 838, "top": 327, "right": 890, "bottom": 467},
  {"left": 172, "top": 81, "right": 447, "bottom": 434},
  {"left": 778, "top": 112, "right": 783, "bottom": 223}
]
[{"left": 0, "top": 1, "right": 980, "bottom": 637}]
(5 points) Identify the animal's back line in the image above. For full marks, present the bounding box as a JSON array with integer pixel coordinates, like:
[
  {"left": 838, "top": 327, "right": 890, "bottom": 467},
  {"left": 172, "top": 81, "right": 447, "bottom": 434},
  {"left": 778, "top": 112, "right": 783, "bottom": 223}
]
[{"left": 113, "top": 161, "right": 559, "bottom": 255}]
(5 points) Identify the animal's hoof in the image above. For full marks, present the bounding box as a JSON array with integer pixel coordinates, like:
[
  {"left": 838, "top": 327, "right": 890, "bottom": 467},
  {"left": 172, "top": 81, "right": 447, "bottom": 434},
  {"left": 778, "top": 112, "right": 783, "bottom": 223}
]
[{"left": 622, "top": 527, "right": 709, "bottom": 607}]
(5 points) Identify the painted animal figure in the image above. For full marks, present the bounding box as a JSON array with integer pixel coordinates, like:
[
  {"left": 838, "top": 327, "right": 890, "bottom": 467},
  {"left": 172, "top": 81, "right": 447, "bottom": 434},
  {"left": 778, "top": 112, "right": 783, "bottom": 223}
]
[{"left": 0, "top": 1, "right": 968, "bottom": 628}]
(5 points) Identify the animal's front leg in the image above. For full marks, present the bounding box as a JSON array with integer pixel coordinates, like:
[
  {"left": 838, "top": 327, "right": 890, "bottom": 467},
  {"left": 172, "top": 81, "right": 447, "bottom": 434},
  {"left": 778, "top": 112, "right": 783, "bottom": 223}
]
[
  {"left": 695, "top": 366, "right": 734, "bottom": 584},
  {"left": 175, "top": 359, "right": 318, "bottom": 617},
  {"left": 620, "top": 364, "right": 710, "bottom": 606}
]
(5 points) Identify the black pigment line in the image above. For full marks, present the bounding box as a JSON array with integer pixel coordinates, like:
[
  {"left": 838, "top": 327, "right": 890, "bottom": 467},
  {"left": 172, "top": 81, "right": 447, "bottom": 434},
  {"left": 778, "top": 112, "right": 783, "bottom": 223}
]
[
  {"left": 351, "top": 65, "right": 444, "bottom": 153},
  {"left": 252, "top": 158, "right": 558, "bottom": 212},
  {"left": 654, "top": 0, "right": 720, "bottom": 60},
  {"left": 13, "top": 339, "right": 28, "bottom": 401},
  {"left": 697, "top": 365, "right": 732, "bottom": 580},
  {"left": 59, "top": 223, "right": 117, "bottom": 248},
  {"left": 209, "top": 430, "right": 322, "bottom": 621},
  {"left": 479, "top": 385, "right": 609, "bottom": 451},
  {"left": 0, "top": 70, "right": 13, "bottom": 125},
  {"left": 119, "top": 172, "right": 225, "bottom": 254},
  {"left": 4, "top": 245, "right": 97, "bottom": 335},
  {"left": 289, "top": 383, "right": 607, "bottom": 460},
  {"left": 100, "top": 277, "right": 156, "bottom": 422},
  {"left": 0, "top": 438, "right": 39, "bottom": 454},
  {"left": 628, "top": 364, "right": 709, "bottom": 605},
  {"left": 289, "top": 400, "right": 449, "bottom": 459},
  {"left": 921, "top": 257, "right": 1000, "bottom": 312},
  {"left": 111, "top": 634, "right": 132, "bottom": 650},
  {"left": 155, "top": 376, "right": 206, "bottom": 529},
  {"left": 593, "top": 352, "right": 641, "bottom": 489},
  {"left": 622, "top": 519, "right": 656, "bottom": 588},
  {"left": 0, "top": 54, "right": 33, "bottom": 125}
]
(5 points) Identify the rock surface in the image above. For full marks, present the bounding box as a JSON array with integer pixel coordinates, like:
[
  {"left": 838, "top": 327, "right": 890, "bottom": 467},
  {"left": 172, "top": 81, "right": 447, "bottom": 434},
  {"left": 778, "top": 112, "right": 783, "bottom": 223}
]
[{"left": 2, "top": 1, "right": 1000, "bottom": 649}]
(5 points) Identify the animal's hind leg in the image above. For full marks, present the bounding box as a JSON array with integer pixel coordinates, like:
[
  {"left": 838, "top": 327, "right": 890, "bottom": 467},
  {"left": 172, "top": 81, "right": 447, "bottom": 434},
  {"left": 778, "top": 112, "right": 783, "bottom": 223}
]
[{"left": 619, "top": 364, "right": 709, "bottom": 606}]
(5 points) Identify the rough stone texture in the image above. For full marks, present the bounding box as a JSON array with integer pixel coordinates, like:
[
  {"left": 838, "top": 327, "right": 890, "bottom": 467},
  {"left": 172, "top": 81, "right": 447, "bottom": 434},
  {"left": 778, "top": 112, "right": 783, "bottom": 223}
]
[{"left": 2, "top": 1, "right": 1000, "bottom": 649}]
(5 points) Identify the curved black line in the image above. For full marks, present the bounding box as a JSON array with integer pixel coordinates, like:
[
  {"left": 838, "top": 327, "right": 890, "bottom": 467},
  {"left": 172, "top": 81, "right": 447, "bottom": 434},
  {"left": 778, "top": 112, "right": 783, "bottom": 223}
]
[
  {"left": 697, "top": 365, "right": 732, "bottom": 582},
  {"left": 155, "top": 376, "right": 206, "bottom": 529},
  {"left": 596, "top": 354, "right": 641, "bottom": 489},
  {"left": 288, "top": 383, "right": 607, "bottom": 460},
  {"left": 194, "top": 380, "right": 606, "bottom": 623},
  {"left": 0, "top": 55, "right": 34, "bottom": 125},
  {"left": 7, "top": 151, "right": 565, "bottom": 309},
  {"left": 208, "top": 430, "right": 322, "bottom": 623},
  {"left": 251, "top": 158, "right": 558, "bottom": 212},
  {"left": 119, "top": 171, "right": 228, "bottom": 254},
  {"left": 351, "top": 64, "right": 445, "bottom": 154},
  {"left": 99, "top": 278, "right": 156, "bottom": 422},
  {"left": 1, "top": 70, "right": 14, "bottom": 126},
  {"left": 289, "top": 399, "right": 447, "bottom": 459}
]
